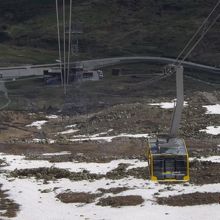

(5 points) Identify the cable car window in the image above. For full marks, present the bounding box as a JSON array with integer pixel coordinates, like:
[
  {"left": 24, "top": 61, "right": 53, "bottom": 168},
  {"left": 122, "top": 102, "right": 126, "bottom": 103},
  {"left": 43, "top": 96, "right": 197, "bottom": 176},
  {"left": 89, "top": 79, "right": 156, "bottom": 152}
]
[
  {"left": 153, "top": 160, "right": 164, "bottom": 179},
  {"left": 176, "top": 160, "right": 187, "bottom": 173},
  {"left": 165, "top": 159, "right": 175, "bottom": 172}
]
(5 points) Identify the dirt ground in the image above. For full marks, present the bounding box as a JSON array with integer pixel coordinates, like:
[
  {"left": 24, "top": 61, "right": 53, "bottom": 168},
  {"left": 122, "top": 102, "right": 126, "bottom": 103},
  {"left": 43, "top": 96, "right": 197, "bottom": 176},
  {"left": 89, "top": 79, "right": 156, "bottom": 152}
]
[
  {"left": 56, "top": 192, "right": 145, "bottom": 208},
  {"left": 57, "top": 192, "right": 101, "bottom": 204},
  {"left": 0, "top": 136, "right": 219, "bottom": 163},
  {"left": 97, "top": 195, "right": 144, "bottom": 207},
  {"left": 0, "top": 184, "right": 19, "bottom": 218},
  {"left": 97, "top": 187, "right": 129, "bottom": 195},
  {"left": 190, "top": 160, "right": 220, "bottom": 185},
  {"left": 0, "top": 78, "right": 220, "bottom": 218},
  {"left": 0, "top": 91, "right": 219, "bottom": 160},
  {"left": 157, "top": 192, "right": 220, "bottom": 206},
  {"left": 10, "top": 167, "right": 104, "bottom": 181},
  {"left": 56, "top": 187, "right": 130, "bottom": 204},
  {"left": 8, "top": 159, "right": 220, "bottom": 185}
]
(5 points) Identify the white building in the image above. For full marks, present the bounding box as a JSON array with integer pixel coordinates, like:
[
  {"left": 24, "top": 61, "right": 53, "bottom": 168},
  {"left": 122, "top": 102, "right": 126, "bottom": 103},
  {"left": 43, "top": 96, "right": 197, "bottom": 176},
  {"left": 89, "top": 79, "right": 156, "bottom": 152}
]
[{"left": 0, "top": 64, "right": 58, "bottom": 79}]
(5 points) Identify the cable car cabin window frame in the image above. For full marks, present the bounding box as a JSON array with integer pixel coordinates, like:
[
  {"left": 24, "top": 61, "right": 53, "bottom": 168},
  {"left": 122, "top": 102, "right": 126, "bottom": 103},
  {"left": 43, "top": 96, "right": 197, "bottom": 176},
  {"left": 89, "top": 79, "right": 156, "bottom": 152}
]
[{"left": 151, "top": 156, "right": 188, "bottom": 181}]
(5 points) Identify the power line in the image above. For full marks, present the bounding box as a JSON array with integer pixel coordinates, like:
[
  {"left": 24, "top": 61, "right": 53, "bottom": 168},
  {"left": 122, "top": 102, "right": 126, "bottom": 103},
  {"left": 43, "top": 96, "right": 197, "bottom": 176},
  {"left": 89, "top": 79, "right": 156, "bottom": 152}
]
[
  {"left": 180, "top": 13, "right": 220, "bottom": 64},
  {"left": 55, "top": 0, "right": 63, "bottom": 86},
  {"left": 55, "top": 0, "right": 73, "bottom": 94},
  {"left": 63, "top": 0, "right": 67, "bottom": 95},
  {"left": 67, "top": 0, "right": 73, "bottom": 85}
]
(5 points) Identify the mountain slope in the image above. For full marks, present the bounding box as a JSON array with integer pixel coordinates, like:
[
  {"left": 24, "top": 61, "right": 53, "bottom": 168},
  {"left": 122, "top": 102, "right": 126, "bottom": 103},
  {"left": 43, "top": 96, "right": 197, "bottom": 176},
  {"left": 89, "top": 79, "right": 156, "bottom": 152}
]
[{"left": 0, "top": 0, "right": 219, "bottom": 66}]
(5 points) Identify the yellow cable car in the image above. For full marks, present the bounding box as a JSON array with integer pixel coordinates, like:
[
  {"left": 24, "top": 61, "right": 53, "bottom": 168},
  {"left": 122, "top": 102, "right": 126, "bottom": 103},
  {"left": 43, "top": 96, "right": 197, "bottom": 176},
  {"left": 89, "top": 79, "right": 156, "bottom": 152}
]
[
  {"left": 147, "top": 137, "right": 189, "bottom": 182},
  {"left": 146, "top": 65, "right": 189, "bottom": 182}
]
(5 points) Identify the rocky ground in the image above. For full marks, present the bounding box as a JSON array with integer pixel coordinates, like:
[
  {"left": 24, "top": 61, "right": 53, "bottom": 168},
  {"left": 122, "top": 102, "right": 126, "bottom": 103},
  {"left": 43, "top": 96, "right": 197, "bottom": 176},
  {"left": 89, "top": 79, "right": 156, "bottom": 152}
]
[
  {"left": 157, "top": 192, "right": 220, "bottom": 206},
  {"left": 0, "top": 184, "right": 19, "bottom": 218},
  {"left": 0, "top": 84, "right": 220, "bottom": 219}
]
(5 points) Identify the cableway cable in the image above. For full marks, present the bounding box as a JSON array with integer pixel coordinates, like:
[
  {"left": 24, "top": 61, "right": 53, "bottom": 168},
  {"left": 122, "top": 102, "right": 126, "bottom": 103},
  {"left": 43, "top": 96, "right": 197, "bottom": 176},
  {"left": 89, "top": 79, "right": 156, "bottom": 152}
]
[
  {"left": 67, "top": 0, "right": 73, "bottom": 85},
  {"left": 55, "top": 0, "right": 63, "bottom": 86},
  {"left": 63, "top": 0, "right": 67, "bottom": 95},
  {"left": 180, "top": 13, "right": 220, "bottom": 64},
  {"left": 176, "top": 0, "right": 220, "bottom": 62}
]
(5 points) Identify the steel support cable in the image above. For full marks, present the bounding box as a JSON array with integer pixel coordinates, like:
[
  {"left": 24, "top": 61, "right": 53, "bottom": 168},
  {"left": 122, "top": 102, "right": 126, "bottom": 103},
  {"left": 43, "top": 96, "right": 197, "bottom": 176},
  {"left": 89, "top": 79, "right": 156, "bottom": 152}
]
[
  {"left": 185, "top": 74, "right": 220, "bottom": 86},
  {"left": 67, "top": 0, "right": 73, "bottom": 85},
  {"left": 63, "top": 0, "right": 66, "bottom": 94},
  {"left": 56, "top": 0, "right": 63, "bottom": 86},
  {"left": 136, "top": 71, "right": 174, "bottom": 88},
  {"left": 180, "top": 13, "right": 220, "bottom": 64},
  {"left": 176, "top": 0, "right": 220, "bottom": 62}
]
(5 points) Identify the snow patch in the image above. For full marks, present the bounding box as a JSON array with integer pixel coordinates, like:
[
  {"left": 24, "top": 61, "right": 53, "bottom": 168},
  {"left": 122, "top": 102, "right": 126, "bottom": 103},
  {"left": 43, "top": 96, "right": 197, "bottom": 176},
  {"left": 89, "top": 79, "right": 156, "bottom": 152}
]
[
  {"left": 200, "top": 126, "right": 220, "bottom": 135},
  {"left": 149, "top": 100, "right": 188, "bottom": 109},
  {"left": 198, "top": 156, "right": 220, "bottom": 163},
  {"left": 203, "top": 104, "right": 220, "bottom": 114},
  {"left": 69, "top": 133, "right": 149, "bottom": 142},
  {"left": 58, "top": 129, "right": 79, "bottom": 135},
  {"left": 0, "top": 154, "right": 148, "bottom": 174},
  {"left": 26, "top": 120, "right": 47, "bottom": 130},
  {"left": 0, "top": 210, "right": 7, "bottom": 215},
  {"left": 32, "top": 138, "right": 55, "bottom": 144},
  {"left": 65, "top": 124, "right": 77, "bottom": 128},
  {"left": 1, "top": 153, "right": 220, "bottom": 220},
  {"left": 42, "top": 151, "right": 71, "bottom": 156},
  {"left": 1, "top": 174, "right": 220, "bottom": 220},
  {"left": 46, "top": 115, "right": 59, "bottom": 119}
]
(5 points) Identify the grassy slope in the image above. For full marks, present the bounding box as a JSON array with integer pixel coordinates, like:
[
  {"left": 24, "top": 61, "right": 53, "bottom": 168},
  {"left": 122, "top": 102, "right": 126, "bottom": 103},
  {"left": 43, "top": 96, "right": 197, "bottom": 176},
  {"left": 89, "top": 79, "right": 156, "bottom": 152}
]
[{"left": 0, "top": 0, "right": 219, "bottom": 66}]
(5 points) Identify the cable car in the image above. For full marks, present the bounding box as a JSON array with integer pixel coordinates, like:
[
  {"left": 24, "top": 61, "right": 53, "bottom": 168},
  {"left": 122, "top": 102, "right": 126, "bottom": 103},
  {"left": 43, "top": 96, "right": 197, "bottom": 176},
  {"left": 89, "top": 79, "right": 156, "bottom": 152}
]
[
  {"left": 146, "top": 65, "right": 189, "bottom": 182},
  {"left": 147, "top": 137, "right": 189, "bottom": 182}
]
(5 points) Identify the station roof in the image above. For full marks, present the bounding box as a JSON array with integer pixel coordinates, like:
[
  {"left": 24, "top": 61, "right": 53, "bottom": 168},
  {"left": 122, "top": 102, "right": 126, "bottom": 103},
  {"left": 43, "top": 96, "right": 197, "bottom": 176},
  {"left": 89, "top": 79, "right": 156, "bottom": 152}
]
[{"left": 148, "top": 138, "right": 187, "bottom": 155}]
